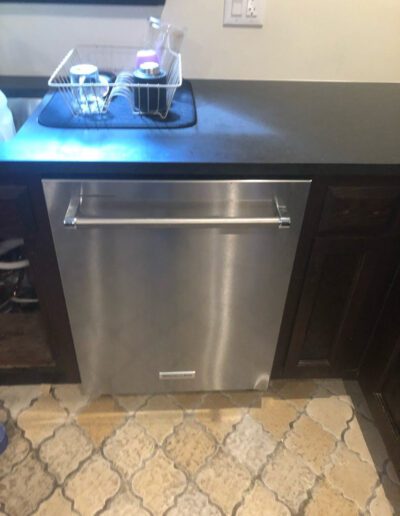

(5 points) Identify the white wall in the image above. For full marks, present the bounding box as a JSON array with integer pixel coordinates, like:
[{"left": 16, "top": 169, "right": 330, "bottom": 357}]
[{"left": 0, "top": 0, "right": 400, "bottom": 81}]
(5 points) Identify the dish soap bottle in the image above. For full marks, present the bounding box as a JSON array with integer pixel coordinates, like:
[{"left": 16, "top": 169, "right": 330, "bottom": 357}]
[{"left": 0, "top": 91, "right": 16, "bottom": 141}]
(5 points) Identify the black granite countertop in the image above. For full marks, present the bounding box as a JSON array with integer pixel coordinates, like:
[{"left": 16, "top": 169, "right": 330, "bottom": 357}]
[{"left": 1, "top": 78, "right": 400, "bottom": 175}]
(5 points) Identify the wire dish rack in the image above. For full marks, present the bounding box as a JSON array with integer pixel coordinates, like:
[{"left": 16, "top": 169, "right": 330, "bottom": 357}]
[{"left": 48, "top": 45, "right": 182, "bottom": 119}]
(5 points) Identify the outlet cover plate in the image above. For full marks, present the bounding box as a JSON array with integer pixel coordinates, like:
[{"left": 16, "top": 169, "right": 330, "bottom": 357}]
[{"left": 224, "top": 0, "right": 264, "bottom": 27}]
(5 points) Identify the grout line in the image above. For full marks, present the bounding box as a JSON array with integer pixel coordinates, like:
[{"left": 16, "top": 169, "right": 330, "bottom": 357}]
[
  {"left": 20, "top": 447, "right": 58, "bottom": 516},
  {"left": 304, "top": 395, "right": 378, "bottom": 513},
  {"left": 160, "top": 461, "right": 190, "bottom": 515},
  {"left": 0, "top": 406, "right": 30, "bottom": 480},
  {"left": 46, "top": 421, "right": 94, "bottom": 483},
  {"left": 260, "top": 441, "right": 299, "bottom": 514},
  {"left": 364, "top": 476, "right": 383, "bottom": 516},
  {"left": 339, "top": 411, "right": 388, "bottom": 475},
  {"left": 190, "top": 410, "right": 274, "bottom": 515},
  {"left": 112, "top": 394, "right": 150, "bottom": 415},
  {"left": 2, "top": 385, "right": 46, "bottom": 423},
  {"left": 161, "top": 480, "right": 192, "bottom": 516},
  {"left": 237, "top": 453, "right": 295, "bottom": 516},
  {"left": 190, "top": 474, "right": 226, "bottom": 516},
  {"left": 277, "top": 385, "right": 337, "bottom": 509},
  {"left": 92, "top": 449, "right": 123, "bottom": 516}
]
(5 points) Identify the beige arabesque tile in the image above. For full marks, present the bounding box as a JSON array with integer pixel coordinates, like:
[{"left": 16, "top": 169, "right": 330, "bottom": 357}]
[
  {"left": 369, "top": 485, "right": 397, "bottom": 516},
  {"left": 237, "top": 480, "right": 290, "bottom": 516},
  {"left": 194, "top": 392, "right": 243, "bottom": 442},
  {"left": 306, "top": 392, "right": 353, "bottom": 438},
  {"left": 344, "top": 414, "right": 388, "bottom": 472},
  {"left": 0, "top": 384, "right": 49, "bottom": 419},
  {"left": 75, "top": 396, "right": 126, "bottom": 447},
  {"left": 164, "top": 419, "right": 216, "bottom": 475},
  {"left": 135, "top": 395, "right": 183, "bottom": 444},
  {"left": 131, "top": 449, "right": 187, "bottom": 514},
  {"left": 39, "top": 423, "right": 93, "bottom": 483},
  {"left": 65, "top": 454, "right": 121, "bottom": 515},
  {"left": 249, "top": 394, "right": 298, "bottom": 441},
  {"left": 262, "top": 445, "right": 316, "bottom": 512},
  {"left": 284, "top": 414, "right": 336, "bottom": 474},
  {"left": 195, "top": 448, "right": 251, "bottom": 514},
  {"left": 304, "top": 479, "right": 359, "bottom": 516},
  {"left": 224, "top": 414, "right": 276, "bottom": 475},
  {"left": 17, "top": 394, "right": 67, "bottom": 447},
  {"left": 270, "top": 379, "right": 318, "bottom": 410},
  {"left": 35, "top": 488, "right": 78, "bottom": 516},
  {"left": 100, "top": 490, "right": 151, "bottom": 516},
  {"left": 166, "top": 483, "right": 222, "bottom": 516},
  {"left": 326, "top": 443, "right": 379, "bottom": 510},
  {"left": 53, "top": 385, "right": 89, "bottom": 415},
  {"left": 103, "top": 418, "right": 155, "bottom": 480},
  {"left": 0, "top": 453, "right": 54, "bottom": 516}
]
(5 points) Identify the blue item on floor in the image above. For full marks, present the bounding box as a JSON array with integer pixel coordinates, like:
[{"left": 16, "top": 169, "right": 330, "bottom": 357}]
[{"left": 0, "top": 424, "right": 8, "bottom": 454}]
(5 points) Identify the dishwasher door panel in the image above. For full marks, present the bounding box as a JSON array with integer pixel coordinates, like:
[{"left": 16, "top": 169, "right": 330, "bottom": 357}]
[{"left": 42, "top": 179, "right": 310, "bottom": 394}]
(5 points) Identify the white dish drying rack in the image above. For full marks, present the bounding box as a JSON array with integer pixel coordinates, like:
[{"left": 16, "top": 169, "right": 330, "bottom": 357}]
[{"left": 48, "top": 45, "right": 182, "bottom": 119}]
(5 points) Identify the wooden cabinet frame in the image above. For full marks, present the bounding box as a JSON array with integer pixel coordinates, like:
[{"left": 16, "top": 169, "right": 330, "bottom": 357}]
[{"left": 0, "top": 176, "right": 79, "bottom": 384}]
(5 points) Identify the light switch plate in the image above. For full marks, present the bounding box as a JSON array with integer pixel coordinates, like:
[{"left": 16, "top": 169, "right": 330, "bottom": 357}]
[{"left": 224, "top": 0, "right": 265, "bottom": 27}]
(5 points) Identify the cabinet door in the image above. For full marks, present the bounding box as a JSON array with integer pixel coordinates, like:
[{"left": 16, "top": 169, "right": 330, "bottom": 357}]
[
  {"left": 381, "top": 357, "right": 400, "bottom": 475},
  {"left": 360, "top": 265, "right": 400, "bottom": 475},
  {"left": 382, "top": 355, "right": 400, "bottom": 433},
  {"left": 284, "top": 236, "right": 400, "bottom": 377}
]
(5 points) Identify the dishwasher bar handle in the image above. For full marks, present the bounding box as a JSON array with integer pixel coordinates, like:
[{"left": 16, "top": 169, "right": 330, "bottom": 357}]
[{"left": 64, "top": 197, "right": 291, "bottom": 228}]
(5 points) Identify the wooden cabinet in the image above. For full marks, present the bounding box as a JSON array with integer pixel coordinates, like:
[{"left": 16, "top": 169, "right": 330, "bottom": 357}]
[
  {"left": 360, "top": 264, "right": 400, "bottom": 474},
  {"left": 0, "top": 185, "right": 35, "bottom": 239},
  {"left": 0, "top": 179, "right": 79, "bottom": 384},
  {"left": 382, "top": 356, "right": 400, "bottom": 433},
  {"left": 278, "top": 181, "right": 400, "bottom": 378}
]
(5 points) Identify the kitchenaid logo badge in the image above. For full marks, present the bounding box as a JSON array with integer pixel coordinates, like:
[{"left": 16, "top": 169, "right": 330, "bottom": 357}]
[{"left": 159, "top": 371, "right": 196, "bottom": 380}]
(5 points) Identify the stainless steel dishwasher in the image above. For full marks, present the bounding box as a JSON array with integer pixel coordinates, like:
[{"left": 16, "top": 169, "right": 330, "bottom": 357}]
[{"left": 43, "top": 179, "right": 310, "bottom": 394}]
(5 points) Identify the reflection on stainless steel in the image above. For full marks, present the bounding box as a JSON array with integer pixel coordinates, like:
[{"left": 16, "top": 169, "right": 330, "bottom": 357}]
[
  {"left": 43, "top": 179, "right": 310, "bottom": 395},
  {"left": 210, "top": 180, "right": 239, "bottom": 388},
  {"left": 7, "top": 98, "right": 41, "bottom": 131}
]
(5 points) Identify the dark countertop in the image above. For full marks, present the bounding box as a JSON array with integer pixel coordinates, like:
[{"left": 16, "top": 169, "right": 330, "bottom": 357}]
[
  {"left": 1, "top": 79, "right": 400, "bottom": 175},
  {"left": 0, "top": 76, "right": 48, "bottom": 98}
]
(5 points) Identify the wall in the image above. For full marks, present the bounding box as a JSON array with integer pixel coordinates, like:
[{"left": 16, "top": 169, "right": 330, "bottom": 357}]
[{"left": 0, "top": 0, "right": 400, "bottom": 81}]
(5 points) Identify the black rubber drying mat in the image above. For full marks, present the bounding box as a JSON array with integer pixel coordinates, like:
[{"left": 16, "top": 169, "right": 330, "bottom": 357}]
[{"left": 38, "top": 80, "right": 197, "bottom": 129}]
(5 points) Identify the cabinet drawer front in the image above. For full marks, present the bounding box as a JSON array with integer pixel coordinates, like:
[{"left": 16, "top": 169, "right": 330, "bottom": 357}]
[
  {"left": 319, "top": 186, "right": 400, "bottom": 234},
  {"left": 0, "top": 185, "right": 35, "bottom": 238}
]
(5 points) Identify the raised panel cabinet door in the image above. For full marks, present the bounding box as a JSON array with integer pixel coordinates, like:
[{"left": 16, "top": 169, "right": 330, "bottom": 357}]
[
  {"left": 360, "top": 264, "right": 400, "bottom": 476},
  {"left": 284, "top": 236, "right": 400, "bottom": 377}
]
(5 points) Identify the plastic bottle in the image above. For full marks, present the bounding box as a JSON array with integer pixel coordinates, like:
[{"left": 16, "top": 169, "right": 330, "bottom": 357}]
[{"left": 0, "top": 90, "right": 16, "bottom": 141}]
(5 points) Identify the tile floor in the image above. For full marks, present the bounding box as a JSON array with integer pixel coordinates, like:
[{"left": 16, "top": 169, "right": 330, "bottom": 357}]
[{"left": 0, "top": 379, "right": 399, "bottom": 516}]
